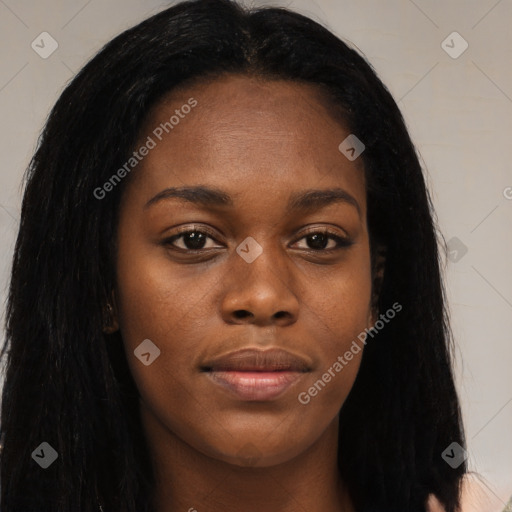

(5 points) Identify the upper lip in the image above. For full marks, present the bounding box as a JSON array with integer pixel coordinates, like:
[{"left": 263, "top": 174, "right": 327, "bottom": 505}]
[{"left": 201, "top": 348, "right": 311, "bottom": 372}]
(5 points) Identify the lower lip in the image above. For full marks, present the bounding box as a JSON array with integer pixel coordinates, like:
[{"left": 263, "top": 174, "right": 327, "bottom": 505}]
[{"left": 205, "top": 371, "right": 306, "bottom": 401}]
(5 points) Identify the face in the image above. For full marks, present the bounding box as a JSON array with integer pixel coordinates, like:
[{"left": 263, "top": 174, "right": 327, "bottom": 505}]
[{"left": 113, "top": 74, "right": 376, "bottom": 468}]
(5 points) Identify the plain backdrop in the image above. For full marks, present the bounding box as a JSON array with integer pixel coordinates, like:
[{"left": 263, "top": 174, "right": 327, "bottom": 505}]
[{"left": 0, "top": 0, "right": 511, "bottom": 508}]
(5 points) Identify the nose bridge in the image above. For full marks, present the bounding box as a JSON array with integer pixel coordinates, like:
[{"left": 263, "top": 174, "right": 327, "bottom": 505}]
[
  {"left": 220, "top": 233, "right": 299, "bottom": 325},
  {"left": 235, "top": 232, "right": 289, "bottom": 285}
]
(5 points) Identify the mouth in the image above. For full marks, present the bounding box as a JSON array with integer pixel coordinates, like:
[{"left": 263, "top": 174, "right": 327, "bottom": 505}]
[
  {"left": 204, "top": 370, "right": 307, "bottom": 401},
  {"left": 201, "top": 348, "right": 311, "bottom": 401}
]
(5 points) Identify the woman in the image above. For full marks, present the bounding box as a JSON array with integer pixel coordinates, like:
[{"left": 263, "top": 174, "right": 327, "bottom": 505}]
[{"left": 0, "top": 0, "right": 468, "bottom": 510}]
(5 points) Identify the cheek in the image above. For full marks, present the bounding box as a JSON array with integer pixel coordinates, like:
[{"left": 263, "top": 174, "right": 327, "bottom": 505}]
[
  {"left": 304, "top": 248, "right": 374, "bottom": 342},
  {"left": 114, "top": 257, "right": 210, "bottom": 440},
  {"left": 297, "top": 350, "right": 362, "bottom": 420},
  {"left": 115, "top": 239, "right": 218, "bottom": 346},
  {"left": 296, "top": 248, "right": 373, "bottom": 400},
  {"left": 114, "top": 243, "right": 215, "bottom": 411},
  {"left": 294, "top": 295, "right": 369, "bottom": 427}
]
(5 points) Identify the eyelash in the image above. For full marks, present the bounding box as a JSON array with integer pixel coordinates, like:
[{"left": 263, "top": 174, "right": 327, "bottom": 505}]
[{"left": 162, "top": 226, "right": 353, "bottom": 254}]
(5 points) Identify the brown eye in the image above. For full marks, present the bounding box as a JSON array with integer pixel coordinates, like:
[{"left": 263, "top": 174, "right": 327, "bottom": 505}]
[
  {"left": 164, "top": 228, "right": 223, "bottom": 252},
  {"left": 294, "top": 230, "right": 353, "bottom": 252},
  {"left": 163, "top": 227, "right": 352, "bottom": 254}
]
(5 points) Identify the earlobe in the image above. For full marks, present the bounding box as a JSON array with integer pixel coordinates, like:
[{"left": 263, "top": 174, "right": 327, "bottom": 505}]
[
  {"left": 102, "top": 291, "right": 119, "bottom": 333},
  {"left": 367, "top": 308, "right": 377, "bottom": 331},
  {"left": 370, "top": 244, "right": 387, "bottom": 326}
]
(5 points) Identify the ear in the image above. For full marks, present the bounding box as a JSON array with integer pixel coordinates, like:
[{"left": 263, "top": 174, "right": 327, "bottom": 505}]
[
  {"left": 369, "top": 245, "right": 386, "bottom": 327},
  {"left": 102, "top": 290, "right": 119, "bottom": 334}
]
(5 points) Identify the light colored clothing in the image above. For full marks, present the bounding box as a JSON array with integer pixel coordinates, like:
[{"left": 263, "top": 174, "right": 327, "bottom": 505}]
[{"left": 428, "top": 475, "right": 512, "bottom": 512}]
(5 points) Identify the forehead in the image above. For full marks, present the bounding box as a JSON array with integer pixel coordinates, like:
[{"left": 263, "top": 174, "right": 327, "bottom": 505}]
[{"left": 125, "top": 74, "right": 366, "bottom": 214}]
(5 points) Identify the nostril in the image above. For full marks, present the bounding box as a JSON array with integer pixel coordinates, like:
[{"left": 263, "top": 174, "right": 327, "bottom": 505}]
[{"left": 234, "top": 310, "right": 251, "bottom": 319}]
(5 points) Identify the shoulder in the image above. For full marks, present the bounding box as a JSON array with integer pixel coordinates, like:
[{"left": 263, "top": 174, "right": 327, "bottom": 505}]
[
  {"left": 426, "top": 494, "right": 446, "bottom": 512},
  {"left": 427, "top": 473, "right": 510, "bottom": 512}
]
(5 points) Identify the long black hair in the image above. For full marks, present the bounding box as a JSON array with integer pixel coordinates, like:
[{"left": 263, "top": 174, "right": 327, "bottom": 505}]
[{"left": 0, "top": 0, "right": 466, "bottom": 510}]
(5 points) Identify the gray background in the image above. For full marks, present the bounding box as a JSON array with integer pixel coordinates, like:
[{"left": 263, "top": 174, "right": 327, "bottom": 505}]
[{"left": 0, "top": 0, "right": 511, "bottom": 508}]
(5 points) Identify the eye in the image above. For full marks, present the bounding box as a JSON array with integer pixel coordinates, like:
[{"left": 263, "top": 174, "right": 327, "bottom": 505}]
[
  {"left": 292, "top": 229, "right": 353, "bottom": 252},
  {"left": 162, "top": 226, "right": 353, "bottom": 254},
  {"left": 163, "top": 227, "right": 223, "bottom": 252}
]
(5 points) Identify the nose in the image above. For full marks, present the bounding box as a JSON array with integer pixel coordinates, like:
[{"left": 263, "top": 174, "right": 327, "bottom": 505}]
[{"left": 220, "top": 246, "right": 299, "bottom": 327}]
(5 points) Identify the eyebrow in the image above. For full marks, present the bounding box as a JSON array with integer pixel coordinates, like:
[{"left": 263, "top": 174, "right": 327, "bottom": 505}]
[{"left": 144, "top": 185, "right": 361, "bottom": 217}]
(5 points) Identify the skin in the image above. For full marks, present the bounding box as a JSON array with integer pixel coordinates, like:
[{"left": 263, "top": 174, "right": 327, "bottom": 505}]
[{"left": 112, "top": 74, "right": 380, "bottom": 512}]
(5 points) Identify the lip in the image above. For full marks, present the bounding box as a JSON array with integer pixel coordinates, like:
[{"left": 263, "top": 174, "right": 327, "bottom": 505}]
[
  {"left": 201, "top": 348, "right": 311, "bottom": 401},
  {"left": 206, "top": 370, "right": 306, "bottom": 401},
  {"left": 201, "top": 347, "right": 311, "bottom": 373}
]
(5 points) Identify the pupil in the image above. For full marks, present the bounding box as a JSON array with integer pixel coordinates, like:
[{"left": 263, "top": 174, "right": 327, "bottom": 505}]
[
  {"left": 185, "top": 232, "right": 206, "bottom": 250},
  {"left": 181, "top": 232, "right": 330, "bottom": 250},
  {"left": 308, "top": 233, "right": 328, "bottom": 250}
]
